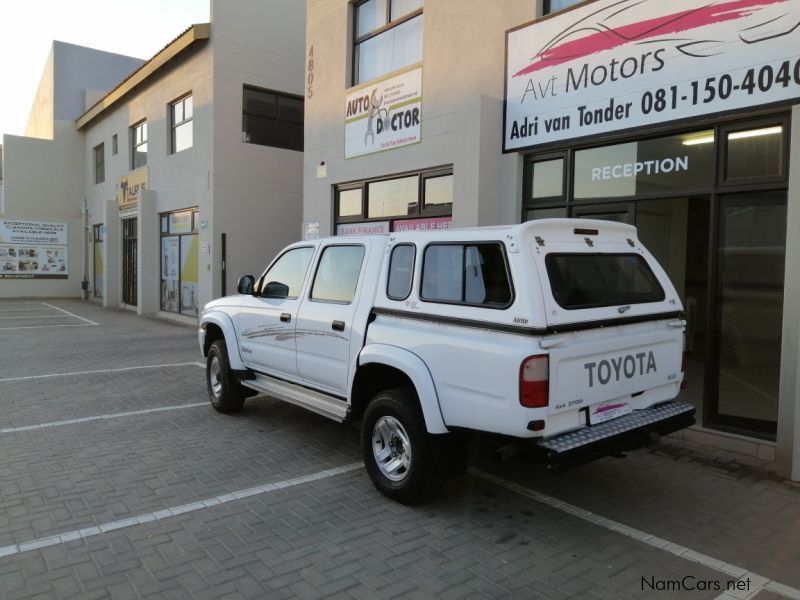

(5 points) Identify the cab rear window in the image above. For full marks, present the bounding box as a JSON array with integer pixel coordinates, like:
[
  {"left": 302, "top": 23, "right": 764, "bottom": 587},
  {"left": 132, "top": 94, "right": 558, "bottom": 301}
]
[{"left": 545, "top": 253, "right": 665, "bottom": 310}]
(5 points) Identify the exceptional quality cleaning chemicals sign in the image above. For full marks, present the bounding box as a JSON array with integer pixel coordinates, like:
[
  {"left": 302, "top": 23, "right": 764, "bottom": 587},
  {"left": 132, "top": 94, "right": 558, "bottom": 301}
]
[
  {"left": 0, "top": 220, "right": 68, "bottom": 279},
  {"left": 345, "top": 67, "right": 422, "bottom": 159},
  {"left": 504, "top": 0, "right": 800, "bottom": 151}
]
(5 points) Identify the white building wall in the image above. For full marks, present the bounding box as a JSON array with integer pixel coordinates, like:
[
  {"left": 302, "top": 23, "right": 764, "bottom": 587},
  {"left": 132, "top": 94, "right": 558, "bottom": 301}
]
[
  {"left": 1, "top": 42, "right": 142, "bottom": 299},
  {"left": 210, "top": 0, "right": 306, "bottom": 295},
  {"left": 84, "top": 41, "right": 215, "bottom": 315},
  {"left": 303, "top": 0, "right": 533, "bottom": 235}
]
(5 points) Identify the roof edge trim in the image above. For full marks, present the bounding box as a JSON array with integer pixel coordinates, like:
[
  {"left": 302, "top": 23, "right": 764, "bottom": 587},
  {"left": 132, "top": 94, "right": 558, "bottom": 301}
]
[{"left": 75, "top": 23, "right": 210, "bottom": 130}]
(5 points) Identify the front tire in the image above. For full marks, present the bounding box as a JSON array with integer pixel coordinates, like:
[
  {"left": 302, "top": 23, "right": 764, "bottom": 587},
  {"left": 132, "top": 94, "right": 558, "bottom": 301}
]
[
  {"left": 206, "top": 339, "right": 246, "bottom": 413},
  {"left": 361, "top": 388, "right": 438, "bottom": 504}
]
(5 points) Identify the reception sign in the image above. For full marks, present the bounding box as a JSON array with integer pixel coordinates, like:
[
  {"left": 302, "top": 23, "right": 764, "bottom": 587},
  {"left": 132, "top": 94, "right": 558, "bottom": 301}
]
[{"left": 505, "top": 0, "right": 800, "bottom": 151}]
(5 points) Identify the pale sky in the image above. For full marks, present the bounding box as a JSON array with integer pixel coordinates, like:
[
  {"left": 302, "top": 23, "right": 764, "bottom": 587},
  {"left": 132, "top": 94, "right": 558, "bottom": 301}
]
[{"left": 0, "top": 0, "right": 210, "bottom": 138}]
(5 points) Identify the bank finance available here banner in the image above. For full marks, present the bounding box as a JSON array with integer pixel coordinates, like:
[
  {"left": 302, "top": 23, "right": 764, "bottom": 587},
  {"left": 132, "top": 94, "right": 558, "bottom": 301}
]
[
  {"left": 0, "top": 220, "right": 68, "bottom": 279},
  {"left": 505, "top": 0, "right": 800, "bottom": 151}
]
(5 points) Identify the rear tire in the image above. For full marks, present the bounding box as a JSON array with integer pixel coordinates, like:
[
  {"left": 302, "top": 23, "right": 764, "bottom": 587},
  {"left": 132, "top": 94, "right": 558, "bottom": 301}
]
[
  {"left": 206, "top": 339, "right": 246, "bottom": 413},
  {"left": 362, "top": 388, "right": 438, "bottom": 504}
]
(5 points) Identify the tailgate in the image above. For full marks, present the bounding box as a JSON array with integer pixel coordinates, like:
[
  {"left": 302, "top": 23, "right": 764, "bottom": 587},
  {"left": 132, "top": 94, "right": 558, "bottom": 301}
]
[{"left": 548, "top": 320, "right": 683, "bottom": 415}]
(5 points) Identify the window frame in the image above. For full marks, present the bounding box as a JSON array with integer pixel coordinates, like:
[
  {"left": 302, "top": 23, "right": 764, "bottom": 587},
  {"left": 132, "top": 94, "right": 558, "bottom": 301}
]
[
  {"left": 418, "top": 241, "right": 515, "bottom": 310},
  {"left": 352, "top": 0, "right": 423, "bottom": 85},
  {"left": 335, "top": 166, "right": 453, "bottom": 225},
  {"left": 170, "top": 93, "right": 194, "bottom": 154},
  {"left": 543, "top": 0, "right": 586, "bottom": 16},
  {"left": 242, "top": 85, "right": 304, "bottom": 151},
  {"left": 386, "top": 243, "right": 416, "bottom": 301},
  {"left": 111, "top": 134, "right": 118, "bottom": 156},
  {"left": 130, "top": 120, "right": 148, "bottom": 170},
  {"left": 159, "top": 207, "right": 200, "bottom": 315},
  {"left": 93, "top": 142, "right": 105, "bottom": 184},
  {"left": 256, "top": 245, "right": 316, "bottom": 299},
  {"left": 309, "top": 244, "right": 366, "bottom": 305},
  {"left": 717, "top": 114, "right": 789, "bottom": 188}
]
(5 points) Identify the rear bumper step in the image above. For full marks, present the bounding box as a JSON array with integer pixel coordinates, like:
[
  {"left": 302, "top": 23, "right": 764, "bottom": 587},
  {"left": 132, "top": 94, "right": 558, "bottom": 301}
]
[{"left": 537, "top": 401, "right": 695, "bottom": 470}]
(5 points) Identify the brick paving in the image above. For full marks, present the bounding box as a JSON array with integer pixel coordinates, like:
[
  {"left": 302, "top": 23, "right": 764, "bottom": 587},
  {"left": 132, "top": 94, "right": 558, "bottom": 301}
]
[{"left": 0, "top": 299, "right": 798, "bottom": 599}]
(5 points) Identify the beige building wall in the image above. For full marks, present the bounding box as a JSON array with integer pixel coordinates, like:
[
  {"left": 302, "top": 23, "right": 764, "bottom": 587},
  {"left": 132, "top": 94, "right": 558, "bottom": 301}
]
[
  {"left": 210, "top": 0, "right": 306, "bottom": 295},
  {"left": 303, "top": 0, "right": 533, "bottom": 235}
]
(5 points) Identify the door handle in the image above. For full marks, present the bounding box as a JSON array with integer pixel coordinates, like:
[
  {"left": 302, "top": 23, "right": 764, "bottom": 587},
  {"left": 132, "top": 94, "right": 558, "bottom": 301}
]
[
  {"left": 280, "top": 313, "right": 291, "bottom": 323},
  {"left": 332, "top": 320, "right": 345, "bottom": 331}
]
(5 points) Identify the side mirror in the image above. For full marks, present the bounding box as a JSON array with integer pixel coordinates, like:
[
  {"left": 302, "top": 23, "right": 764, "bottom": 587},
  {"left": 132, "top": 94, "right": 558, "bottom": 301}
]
[
  {"left": 237, "top": 275, "right": 255, "bottom": 295},
  {"left": 262, "top": 281, "right": 290, "bottom": 298}
]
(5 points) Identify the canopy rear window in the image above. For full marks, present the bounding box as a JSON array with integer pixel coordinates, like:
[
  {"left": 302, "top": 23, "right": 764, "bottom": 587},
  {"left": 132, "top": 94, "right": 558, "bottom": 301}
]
[{"left": 545, "top": 253, "right": 665, "bottom": 310}]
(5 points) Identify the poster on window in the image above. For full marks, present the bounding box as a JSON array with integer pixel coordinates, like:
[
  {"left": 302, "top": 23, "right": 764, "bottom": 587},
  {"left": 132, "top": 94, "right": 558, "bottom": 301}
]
[
  {"left": 345, "top": 67, "right": 422, "bottom": 159},
  {"left": 160, "top": 237, "right": 180, "bottom": 313},
  {"left": 504, "top": 0, "right": 800, "bottom": 151},
  {"left": 0, "top": 220, "right": 68, "bottom": 279},
  {"left": 180, "top": 235, "right": 199, "bottom": 316}
]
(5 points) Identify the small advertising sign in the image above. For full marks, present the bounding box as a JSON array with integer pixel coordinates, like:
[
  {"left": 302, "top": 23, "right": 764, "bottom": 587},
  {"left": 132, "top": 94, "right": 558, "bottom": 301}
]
[
  {"left": 504, "top": 0, "right": 800, "bottom": 151},
  {"left": 336, "top": 221, "right": 390, "bottom": 236},
  {"left": 392, "top": 216, "right": 453, "bottom": 232},
  {"left": 118, "top": 167, "right": 148, "bottom": 214},
  {"left": 0, "top": 220, "right": 68, "bottom": 279},
  {"left": 302, "top": 221, "right": 320, "bottom": 240},
  {"left": 345, "top": 67, "right": 422, "bottom": 159}
]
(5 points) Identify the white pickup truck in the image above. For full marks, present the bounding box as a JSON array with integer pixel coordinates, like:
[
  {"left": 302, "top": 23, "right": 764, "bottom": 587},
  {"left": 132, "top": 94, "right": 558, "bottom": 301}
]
[{"left": 198, "top": 219, "right": 694, "bottom": 503}]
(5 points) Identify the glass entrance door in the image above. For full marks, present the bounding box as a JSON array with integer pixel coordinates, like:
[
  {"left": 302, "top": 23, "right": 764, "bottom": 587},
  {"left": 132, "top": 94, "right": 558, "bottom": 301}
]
[
  {"left": 711, "top": 192, "right": 786, "bottom": 436},
  {"left": 122, "top": 218, "right": 138, "bottom": 306}
]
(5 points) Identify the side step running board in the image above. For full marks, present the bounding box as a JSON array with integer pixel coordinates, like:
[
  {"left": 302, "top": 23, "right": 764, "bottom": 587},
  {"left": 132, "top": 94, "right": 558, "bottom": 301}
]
[{"left": 241, "top": 373, "right": 350, "bottom": 422}]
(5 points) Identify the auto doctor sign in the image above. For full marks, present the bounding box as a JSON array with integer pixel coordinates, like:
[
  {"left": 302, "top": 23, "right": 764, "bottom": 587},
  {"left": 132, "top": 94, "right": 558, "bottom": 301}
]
[
  {"left": 345, "top": 67, "right": 422, "bottom": 158},
  {"left": 504, "top": 0, "right": 800, "bottom": 151}
]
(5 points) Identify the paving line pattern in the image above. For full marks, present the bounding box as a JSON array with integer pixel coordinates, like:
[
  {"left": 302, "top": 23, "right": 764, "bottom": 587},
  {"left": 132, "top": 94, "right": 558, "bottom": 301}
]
[
  {"left": 0, "top": 463, "right": 363, "bottom": 560},
  {"left": 470, "top": 468, "right": 800, "bottom": 600},
  {"left": 0, "top": 403, "right": 207, "bottom": 434},
  {"left": 0, "top": 362, "right": 204, "bottom": 383}
]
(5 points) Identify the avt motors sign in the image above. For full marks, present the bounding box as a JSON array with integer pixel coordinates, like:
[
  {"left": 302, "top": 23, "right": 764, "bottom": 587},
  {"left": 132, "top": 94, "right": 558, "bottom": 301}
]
[{"left": 504, "top": 0, "right": 800, "bottom": 151}]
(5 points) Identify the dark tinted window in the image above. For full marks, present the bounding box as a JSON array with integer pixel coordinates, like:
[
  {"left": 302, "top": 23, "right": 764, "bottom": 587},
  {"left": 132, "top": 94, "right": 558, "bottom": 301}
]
[
  {"left": 421, "top": 244, "right": 512, "bottom": 307},
  {"left": 311, "top": 245, "right": 365, "bottom": 303},
  {"left": 545, "top": 253, "right": 665, "bottom": 310},
  {"left": 260, "top": 247, "right": 314, "bottom": 298},
  {"left": 242, "top": 86, "right": 303, "bottom": 151},
  {"left": 387, "top": 244, "right": 415, "bottom": 300}
]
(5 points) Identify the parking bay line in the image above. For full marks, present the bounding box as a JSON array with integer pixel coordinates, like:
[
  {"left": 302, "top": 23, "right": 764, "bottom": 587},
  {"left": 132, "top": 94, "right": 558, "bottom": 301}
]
[
  {"left": 470, "top": 468, "right": 800, "bottom": 600},
  {"left": 40, "top": 302, "right": 99, "bottom": 325},
  {"left": 0, "top": 315, "right": 78, "bottom": 319},
  {"left": 0, "top": 402, "right": 208, "bottom": 435},
  {"left": 0, "top": 462, "right": 363, "bottom": 560},
  {"left": 0, "top": 362, "right": 204, "bottom": 383}
]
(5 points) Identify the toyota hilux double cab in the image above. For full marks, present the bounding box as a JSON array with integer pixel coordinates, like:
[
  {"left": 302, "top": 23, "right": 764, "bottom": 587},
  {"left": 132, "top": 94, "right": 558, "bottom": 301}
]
[{"left": 198, "top": 219, "right": 694, "bottom": 503}]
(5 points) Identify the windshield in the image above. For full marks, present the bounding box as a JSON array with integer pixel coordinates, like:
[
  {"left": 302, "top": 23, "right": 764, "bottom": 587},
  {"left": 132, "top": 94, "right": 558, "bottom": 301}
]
[{"left": 545, "top": 252, "right": 665, "bottom": 310}]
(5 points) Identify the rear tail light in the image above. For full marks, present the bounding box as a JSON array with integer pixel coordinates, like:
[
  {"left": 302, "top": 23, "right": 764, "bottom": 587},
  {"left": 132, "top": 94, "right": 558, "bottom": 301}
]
[{"left": 520, "top": 355, "right": 549, "bottom": 408}]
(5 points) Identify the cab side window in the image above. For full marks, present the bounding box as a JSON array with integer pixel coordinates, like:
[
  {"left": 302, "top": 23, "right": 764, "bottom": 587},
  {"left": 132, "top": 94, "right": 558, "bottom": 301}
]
[
  {"left": 421, "top": 243, "right": 513, "bottom": 308},
  {"left": 311, "top": 245, "right": 365, "bottom": 303},
  {"left": 259, "top": 247, "right": 315, "bottom": 298}
]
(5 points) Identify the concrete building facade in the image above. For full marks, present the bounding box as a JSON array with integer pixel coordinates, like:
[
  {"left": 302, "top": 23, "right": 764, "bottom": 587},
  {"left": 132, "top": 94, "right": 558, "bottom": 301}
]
[
  {"left": 2, "top": 0, "right": 306, "bottom": 323},
  {"left": 302, "top": 0, "right": 800, "bottom": 479}
]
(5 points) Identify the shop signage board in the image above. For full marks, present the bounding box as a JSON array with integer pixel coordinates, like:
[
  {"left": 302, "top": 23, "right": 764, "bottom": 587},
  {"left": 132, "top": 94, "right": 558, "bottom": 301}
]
[
  {"left": 392, "top": 216, "right": 453, "bottom": 232},
  {"left": 504, "top": 0, "right": 800, "bottom": 151},
  {"left": 336, "top": 221, "right": 390, "bottom": 236},
  {"left": 118, "top": 167, "right": 148, "bottom": 215},
  {"left": 345, "top": 67, "right": 422, "bottom": 159},
  {"left": 0, "top": 220, "right": 68, "bottom": 279}
]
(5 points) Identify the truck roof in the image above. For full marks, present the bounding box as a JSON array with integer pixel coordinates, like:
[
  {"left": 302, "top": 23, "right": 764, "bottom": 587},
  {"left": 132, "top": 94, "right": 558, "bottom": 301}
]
[{"left": 311, "top": 218, "right": 638, "bottom": 245}]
